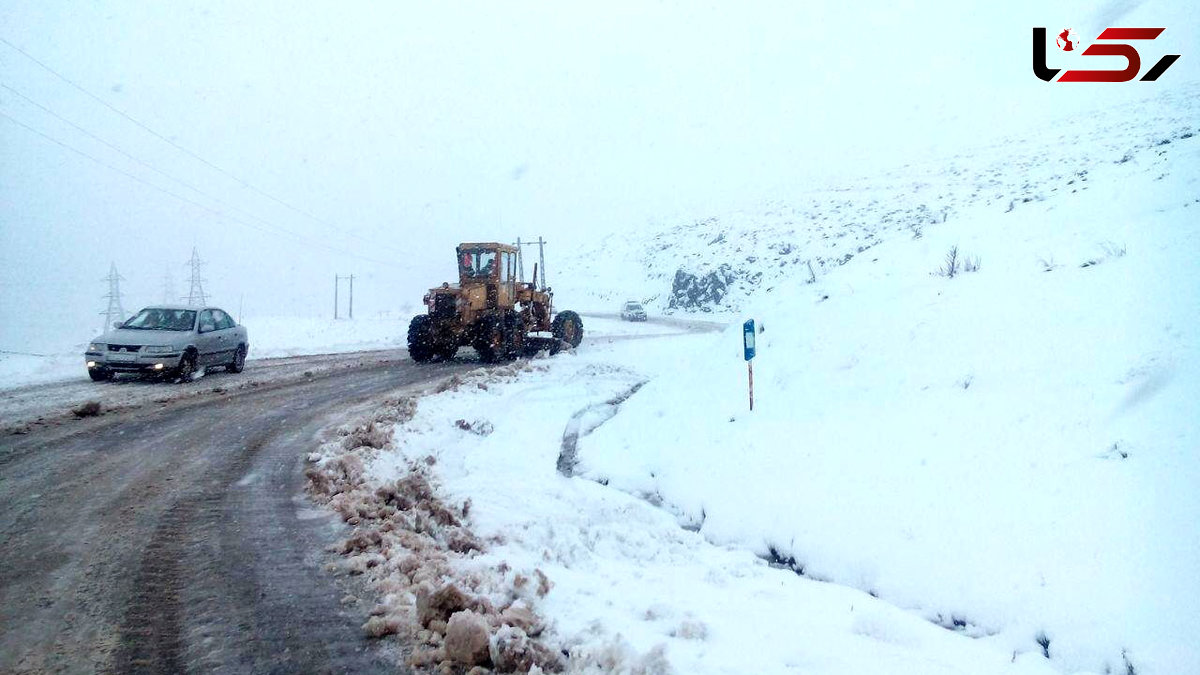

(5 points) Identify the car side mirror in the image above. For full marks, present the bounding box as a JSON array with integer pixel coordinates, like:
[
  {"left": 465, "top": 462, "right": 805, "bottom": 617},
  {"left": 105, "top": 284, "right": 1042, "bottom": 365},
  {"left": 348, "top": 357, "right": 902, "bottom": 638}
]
[{"left": 113, "top": 321, "right": 124, "bottom": 329}]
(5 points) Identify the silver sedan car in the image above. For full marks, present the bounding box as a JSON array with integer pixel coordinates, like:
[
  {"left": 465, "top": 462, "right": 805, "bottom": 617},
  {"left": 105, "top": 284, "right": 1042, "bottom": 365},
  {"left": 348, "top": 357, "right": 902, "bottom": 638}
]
[{"left": 85, "top": 305, "right": 249, "bottom": 382}]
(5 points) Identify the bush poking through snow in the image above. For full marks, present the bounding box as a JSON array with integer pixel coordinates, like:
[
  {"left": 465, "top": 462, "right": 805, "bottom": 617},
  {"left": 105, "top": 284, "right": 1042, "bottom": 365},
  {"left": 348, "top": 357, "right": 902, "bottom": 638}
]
[
  {"left": 72, "top": 400, "right": 102, "bottom": 417},
  {"left": 1081, "top": 241, "right": 1127, "bottom": 268},
  {"left": 935, "top": 246, "right": 980, "bottom": 278},
  {"left": 1036, "top": 631, "right": 1052, "bottom": 659}
]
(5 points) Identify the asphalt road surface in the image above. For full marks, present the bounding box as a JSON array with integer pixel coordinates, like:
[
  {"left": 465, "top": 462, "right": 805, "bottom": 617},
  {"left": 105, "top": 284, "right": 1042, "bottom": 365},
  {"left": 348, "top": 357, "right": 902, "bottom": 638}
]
[{"left": 0, "top": 355, "right": 470, "bottom": 674}]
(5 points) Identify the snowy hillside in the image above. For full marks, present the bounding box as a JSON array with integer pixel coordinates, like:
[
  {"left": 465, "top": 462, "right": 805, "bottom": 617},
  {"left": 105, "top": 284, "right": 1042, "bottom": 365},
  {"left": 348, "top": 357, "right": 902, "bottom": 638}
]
[
  {"left": 571, "top": 85, "right": 1200, "bottom": 674},
  {"left": 555, "top": 85, "right": 1200, "bottom": 318}
]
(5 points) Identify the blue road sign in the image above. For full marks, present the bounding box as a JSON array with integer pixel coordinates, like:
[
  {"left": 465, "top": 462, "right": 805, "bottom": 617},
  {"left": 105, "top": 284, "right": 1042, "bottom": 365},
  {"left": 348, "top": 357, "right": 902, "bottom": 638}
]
[{"left": 743, "top": 319, "right": 756, "bottom": 361}]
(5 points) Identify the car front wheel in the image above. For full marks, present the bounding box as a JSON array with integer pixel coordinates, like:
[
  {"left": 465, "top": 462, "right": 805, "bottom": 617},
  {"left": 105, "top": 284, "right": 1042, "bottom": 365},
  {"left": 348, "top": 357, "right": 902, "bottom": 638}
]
[
  {"left": 176, "top": 351, "right": 197, "bottom": 383},
  {"left": 88, "top": 368, "right": 112, "bottom": 382}
]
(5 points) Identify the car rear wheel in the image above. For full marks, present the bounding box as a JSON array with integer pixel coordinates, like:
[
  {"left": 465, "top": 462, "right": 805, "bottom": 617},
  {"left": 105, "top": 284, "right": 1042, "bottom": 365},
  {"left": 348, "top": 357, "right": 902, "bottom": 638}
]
[{"left": 227, "top": 345, "right": 247, "bottom": 373}]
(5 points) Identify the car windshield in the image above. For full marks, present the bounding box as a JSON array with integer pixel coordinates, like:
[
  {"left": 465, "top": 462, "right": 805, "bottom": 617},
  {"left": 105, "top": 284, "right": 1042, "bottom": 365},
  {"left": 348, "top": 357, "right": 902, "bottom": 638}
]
[
  {"left": 626, "top": 303, "right": 643, "bottom": 310},
  {"left": 121, "top": 308, "right": 196, "bottom": 331},
  {"left": 459, "top": 248, "right": 497, "bottom": 279}
]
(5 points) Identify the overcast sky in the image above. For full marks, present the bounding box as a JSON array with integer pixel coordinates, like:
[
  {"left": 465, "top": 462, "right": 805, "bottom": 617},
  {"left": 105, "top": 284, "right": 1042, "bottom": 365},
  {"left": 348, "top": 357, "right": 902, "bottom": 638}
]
[{"left": 1, "top": 1, "right": 1196, "bottom": 349}]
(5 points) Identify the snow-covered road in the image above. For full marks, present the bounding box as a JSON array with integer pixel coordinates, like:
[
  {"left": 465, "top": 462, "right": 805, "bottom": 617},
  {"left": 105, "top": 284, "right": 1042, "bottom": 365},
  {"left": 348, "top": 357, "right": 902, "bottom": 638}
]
[
  {"left": 0, "top": 313, "right": 716, "bottom": 674},
  {"left": 0, "top": 351, "right": 473, "bottom": 673}
]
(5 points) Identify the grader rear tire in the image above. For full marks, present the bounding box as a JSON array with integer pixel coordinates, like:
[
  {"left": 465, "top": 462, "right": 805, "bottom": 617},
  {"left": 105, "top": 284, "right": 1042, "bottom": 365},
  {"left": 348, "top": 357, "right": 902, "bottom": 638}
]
[{"left": 551, "top": 310, "right": 584, "bottom": 349}]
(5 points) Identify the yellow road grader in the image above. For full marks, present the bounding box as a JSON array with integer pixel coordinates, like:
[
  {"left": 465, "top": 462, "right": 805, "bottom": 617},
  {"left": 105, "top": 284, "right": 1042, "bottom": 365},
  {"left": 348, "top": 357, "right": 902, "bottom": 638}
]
[{"left": 407, "top": 241, "right": 584, "bottom": 362}]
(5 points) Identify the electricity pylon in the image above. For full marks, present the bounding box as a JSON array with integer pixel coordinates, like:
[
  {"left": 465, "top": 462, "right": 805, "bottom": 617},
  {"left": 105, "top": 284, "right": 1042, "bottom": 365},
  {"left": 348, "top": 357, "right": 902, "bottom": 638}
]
[
  {"left": 183, "top": 248, "right": 207, "bottom": 306},
  {"left": 101, "top": 262, "right": 126, "bottom": 330}
]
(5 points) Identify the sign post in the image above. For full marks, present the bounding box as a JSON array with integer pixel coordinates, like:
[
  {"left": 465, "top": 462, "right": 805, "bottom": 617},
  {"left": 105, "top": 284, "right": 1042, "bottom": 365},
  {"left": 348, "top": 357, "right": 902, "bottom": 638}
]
[{"left": 743, "top": 319, "right": 756, "bottom": 411}]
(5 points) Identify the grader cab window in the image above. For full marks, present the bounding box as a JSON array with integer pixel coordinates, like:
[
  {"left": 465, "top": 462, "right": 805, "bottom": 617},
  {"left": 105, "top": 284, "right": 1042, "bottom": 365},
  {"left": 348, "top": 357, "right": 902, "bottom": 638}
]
[{"left": 459, "top": 249, "right": 497, "bottom": 280}]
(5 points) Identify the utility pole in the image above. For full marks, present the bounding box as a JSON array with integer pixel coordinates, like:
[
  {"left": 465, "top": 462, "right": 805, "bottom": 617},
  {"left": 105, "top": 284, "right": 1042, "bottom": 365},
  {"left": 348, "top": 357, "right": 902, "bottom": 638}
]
[
  {"left": 334, "top": 274, "right": 355, "bottom": 319},
  {"left": 100, "top": 262, "right": 126, "bottom": 331},
  {"left": 515, "top": 236, "right": 547, "bottom": 288},
  {"left": 183, "top": 248, "right": 208, "bottom": 306},
  {"left": 538, "top": 236, "right": 546, "bottom": 289},
  {"left": 516, "top": 237, "right": 525, "bottom": 282}
]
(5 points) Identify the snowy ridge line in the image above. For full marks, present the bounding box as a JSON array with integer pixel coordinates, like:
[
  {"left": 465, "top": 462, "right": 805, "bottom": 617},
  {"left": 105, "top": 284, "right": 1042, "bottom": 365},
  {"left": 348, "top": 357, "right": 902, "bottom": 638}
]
[{"left": 555, "top": 86, "right": 1198, "bottom": 316}]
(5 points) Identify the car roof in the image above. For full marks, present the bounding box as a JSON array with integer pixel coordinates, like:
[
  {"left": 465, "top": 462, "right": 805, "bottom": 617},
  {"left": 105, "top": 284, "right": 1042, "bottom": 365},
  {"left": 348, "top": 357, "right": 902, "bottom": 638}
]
[{"left": 139, "top": 304, "right": 205, "bottom": 311}]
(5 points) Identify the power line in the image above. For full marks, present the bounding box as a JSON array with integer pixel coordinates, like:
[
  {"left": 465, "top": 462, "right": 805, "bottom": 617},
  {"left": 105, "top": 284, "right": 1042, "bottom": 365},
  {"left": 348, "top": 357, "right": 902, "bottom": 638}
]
[
  {"left": 0, "top": 35, "right": 409, "bottom": 256},
  {"left": 0, "top": 81, "right": 366, "bottom": 254},
  {"left": 0, "top": 109, "right": 403, "bottom": 268}
]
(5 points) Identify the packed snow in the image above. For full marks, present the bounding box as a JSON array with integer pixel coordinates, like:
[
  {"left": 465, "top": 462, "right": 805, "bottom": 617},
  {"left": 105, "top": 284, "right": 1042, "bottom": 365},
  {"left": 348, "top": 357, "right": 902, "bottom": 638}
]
[
  {"left": 356, "top": 333, "right": 1060, "bottom": 674},
  {"left": 570, "top": 89, "right": 1200, "bottom": 674}
]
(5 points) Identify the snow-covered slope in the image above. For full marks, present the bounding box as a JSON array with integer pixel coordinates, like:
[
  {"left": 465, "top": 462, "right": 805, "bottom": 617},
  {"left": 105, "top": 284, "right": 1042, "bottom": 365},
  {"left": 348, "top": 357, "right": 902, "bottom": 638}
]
[
  {"left": 574, "top": 85, "right": 1200, "bottom": 674},
  {"left": 556, "top": 86, "right": 1199, "bottom": 318}
]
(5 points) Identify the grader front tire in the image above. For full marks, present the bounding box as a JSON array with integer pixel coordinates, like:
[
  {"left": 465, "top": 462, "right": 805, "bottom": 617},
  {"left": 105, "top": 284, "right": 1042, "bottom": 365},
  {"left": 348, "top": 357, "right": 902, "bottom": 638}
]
[{"left": 408, "top": 315, "right": 437, "bottom": 363}]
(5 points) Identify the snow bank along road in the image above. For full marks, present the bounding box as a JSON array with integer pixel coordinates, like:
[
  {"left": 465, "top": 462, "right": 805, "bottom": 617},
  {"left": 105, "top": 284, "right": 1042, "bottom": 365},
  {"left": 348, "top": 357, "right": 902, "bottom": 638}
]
[{"left": 0, "top": 315, "right": 716, "bottom": 673}]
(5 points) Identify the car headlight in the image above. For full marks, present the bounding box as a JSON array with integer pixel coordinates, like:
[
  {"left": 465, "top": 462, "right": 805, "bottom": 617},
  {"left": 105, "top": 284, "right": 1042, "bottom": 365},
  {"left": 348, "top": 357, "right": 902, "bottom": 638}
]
[
  {"left": 88, "top": 343, "right": 106, "bottom": 352},
  {"left": 144, "top": 345, "right": 177, "bottom": 354}
]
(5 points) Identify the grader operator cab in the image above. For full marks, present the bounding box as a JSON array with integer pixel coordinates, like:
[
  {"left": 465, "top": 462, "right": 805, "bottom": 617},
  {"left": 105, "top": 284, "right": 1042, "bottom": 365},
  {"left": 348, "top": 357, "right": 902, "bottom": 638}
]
[{"left": 407, "top": 241, "right": 584, "bottom": 363}]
